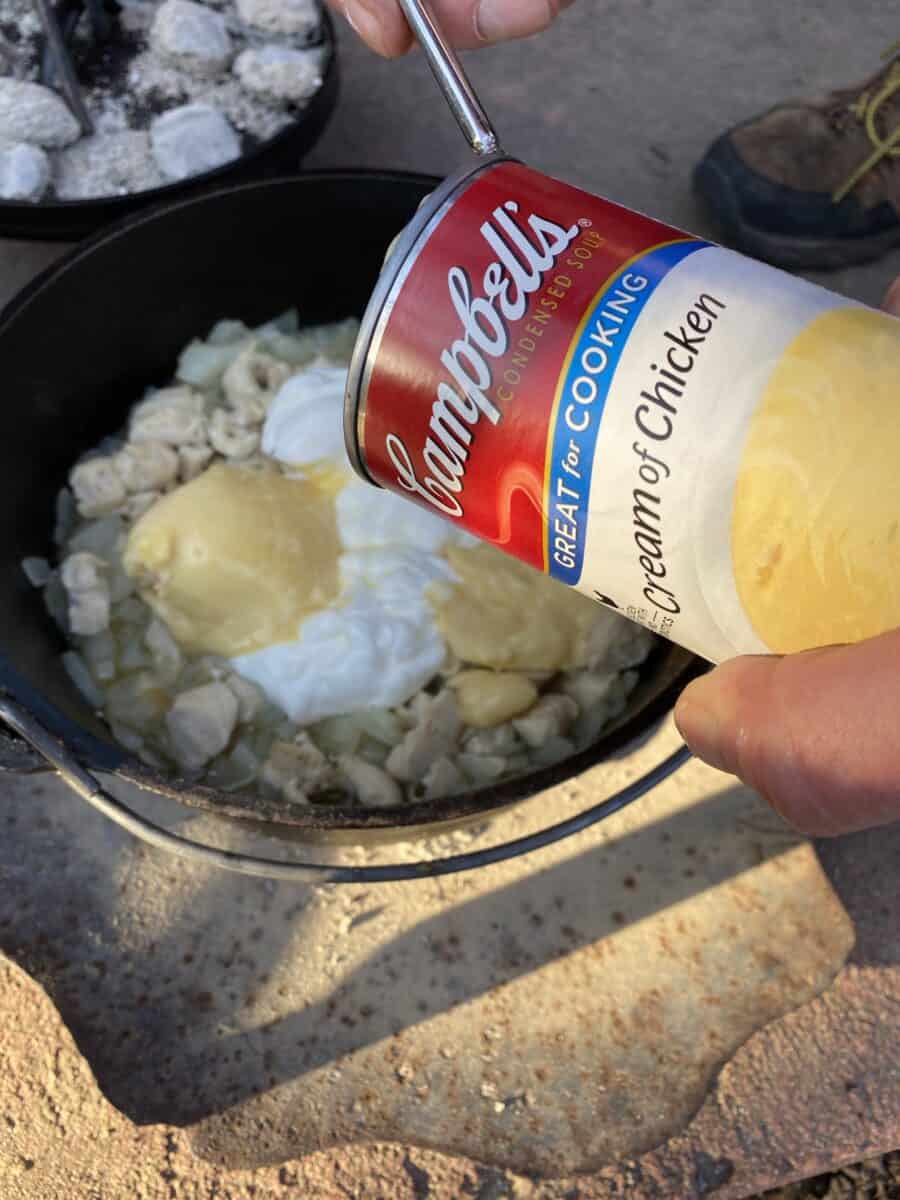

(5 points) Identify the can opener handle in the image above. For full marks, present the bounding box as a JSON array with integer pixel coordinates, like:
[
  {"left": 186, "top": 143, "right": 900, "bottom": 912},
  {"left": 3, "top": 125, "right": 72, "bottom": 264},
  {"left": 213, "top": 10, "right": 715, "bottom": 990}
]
[{"left": 395, "top": 0, "right": 501, "bottom": 156}]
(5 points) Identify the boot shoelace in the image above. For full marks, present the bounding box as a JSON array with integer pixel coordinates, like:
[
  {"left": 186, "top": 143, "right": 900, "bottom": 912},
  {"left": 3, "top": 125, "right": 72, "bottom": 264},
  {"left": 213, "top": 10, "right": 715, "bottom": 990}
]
[{"left": 833, "top": 43, "right": 900, "bottom": 204}]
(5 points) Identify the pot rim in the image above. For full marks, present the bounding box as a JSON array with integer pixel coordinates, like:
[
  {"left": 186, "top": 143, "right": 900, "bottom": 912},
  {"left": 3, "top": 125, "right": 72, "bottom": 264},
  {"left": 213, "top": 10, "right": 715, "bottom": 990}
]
[
  {"left": 1, "top": 646, "right": 705, "bottom": 832},
  {"left": 0, "top": 169, "right": 444, "bottom": 330}
]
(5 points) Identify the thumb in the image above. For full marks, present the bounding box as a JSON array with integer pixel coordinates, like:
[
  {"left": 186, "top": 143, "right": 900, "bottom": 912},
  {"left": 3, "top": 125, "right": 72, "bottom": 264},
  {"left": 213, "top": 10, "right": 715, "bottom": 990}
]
[
  {"left": 330, "top": 0, "right": 573, "bottom": 57},
  {"left": 674, "top": 631, "right": 900, "bottom": 836}
]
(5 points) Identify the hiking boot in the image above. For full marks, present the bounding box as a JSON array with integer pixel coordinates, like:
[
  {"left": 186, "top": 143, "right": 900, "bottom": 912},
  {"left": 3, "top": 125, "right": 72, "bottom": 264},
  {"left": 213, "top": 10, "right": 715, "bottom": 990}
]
[{"left": 693, "top": 46, "right": 900, "bottom": 269}]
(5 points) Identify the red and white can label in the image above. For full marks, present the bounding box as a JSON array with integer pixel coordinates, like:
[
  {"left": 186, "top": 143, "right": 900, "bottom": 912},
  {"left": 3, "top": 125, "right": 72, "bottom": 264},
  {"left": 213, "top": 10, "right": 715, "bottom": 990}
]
[
  {"left": 361, "top": 164, "right": 699, "bottom": 577},
  {"left": 358, "top": 160, "right": 894, "bottom": 662}
]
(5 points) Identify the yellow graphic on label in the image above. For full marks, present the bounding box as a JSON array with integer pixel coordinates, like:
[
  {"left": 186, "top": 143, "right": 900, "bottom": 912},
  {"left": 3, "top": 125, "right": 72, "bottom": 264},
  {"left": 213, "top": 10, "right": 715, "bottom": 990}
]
[{"left": 732, "top": 307, "right": 900, "bottom": 654}]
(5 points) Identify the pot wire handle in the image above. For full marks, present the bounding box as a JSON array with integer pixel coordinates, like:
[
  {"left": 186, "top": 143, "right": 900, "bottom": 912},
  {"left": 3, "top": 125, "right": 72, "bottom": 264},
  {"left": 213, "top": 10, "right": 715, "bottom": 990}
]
[
  {"left": 396, "top": 0, "right": 500, "bottom": 156},
  {"left": 0, "top": 692, "right": 690, "bottom": 883}
]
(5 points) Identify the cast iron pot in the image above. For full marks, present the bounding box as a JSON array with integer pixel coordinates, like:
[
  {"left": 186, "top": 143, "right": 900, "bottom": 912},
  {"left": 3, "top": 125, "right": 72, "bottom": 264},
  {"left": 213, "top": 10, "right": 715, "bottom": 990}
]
[
  {"left": 0, "top": 10, "right": 338, "bottom": 243},
  {"left": 0, "top": 171, "right": 703, "bottom": 875}
]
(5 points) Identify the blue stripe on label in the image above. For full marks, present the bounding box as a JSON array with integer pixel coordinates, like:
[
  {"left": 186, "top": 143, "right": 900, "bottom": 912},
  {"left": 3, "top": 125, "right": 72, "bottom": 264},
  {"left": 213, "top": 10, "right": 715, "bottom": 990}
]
[{"left": 545, "top": 239, "right": 708, "bottom": 586}]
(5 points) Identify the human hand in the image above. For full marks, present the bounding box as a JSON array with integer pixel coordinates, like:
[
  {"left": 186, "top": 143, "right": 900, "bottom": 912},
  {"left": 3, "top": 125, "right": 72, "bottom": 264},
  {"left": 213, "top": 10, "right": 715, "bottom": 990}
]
[
  {"left": 327, "top": 0, "right": 574, "bottom": 58},
  {"left": 674, "top": 276, "right": 900, "bottom": 837}
]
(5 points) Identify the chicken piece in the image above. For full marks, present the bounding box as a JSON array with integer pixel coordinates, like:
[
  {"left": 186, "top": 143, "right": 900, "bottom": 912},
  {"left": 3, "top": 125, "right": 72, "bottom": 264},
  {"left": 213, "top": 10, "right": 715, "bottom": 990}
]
[
  {"left": 579, "top": 607, "right": 625, "bottom": 667},
  {"left": 260, "top": 742, "right": 310, "bottom": 805},
  {"left": 458, "top": 751, "right": 507, "bottom": 784},
  {"left": 109, "top": 718, "right": 144, "bottom": 755},
  {"left": 123, "top": 491, "right": 161, "bottom": 522},
  {"left": 80, "top": 630, "right": 116, "bottom": 682},
  {"left": 61, "top": 551, "right": 111, "bottom": 636},
  {"left": 208, "top": 408, "right": 259, "bottom": 459},
  {"left": 290, "top": 731, "right": 335, "bottom": 787},
  {"left": 606, "top": 624, "right": 655, "bottom": 671},
  {"left": 178, "top": 442, "right": 214, "bottom": 482},
  {"left": 130, "top": 385, "right": 208, "bottom": 446},
  {"left": 68, "top": 590, "right": 111, "bottom": 635},
  {"left": 208, "top": 319, "right": 250, "bottom": 345},
  {"left": 118, "top": 637, "right": 149, "bottom": 672},
  {"left": 261, "top": 732, "right": 339, "bottom": 804},
  {"left": 165, "top": 681, "right": 238, "bottom": 769},
  {"left": 513, "top": 694, "right": 579, "bottom": 749},
  {"left": 70, "top": 456, "right": 126, "bottom": 518},
  {"left": 561, "top": 669, "right": 617, "bottom": 711},
  {"left": 421, "top": 756, "right": 463, "bottom": 801},
  {"left": 533, "top": 735, "right": 575, "bottom": 768},
  {"left": 116, "top": 440, "right": 179, "bottom": 493},
  {"left": 61, "top": 551, "right": 106, "bottom": 593},
  {"left": 582, "top": 608, "right": 654, "bottom": 672},
  {"left": 338, "top": 755, "right": 402, "bottom": 809},
  {"left": 405, "top": 692, "right": 432, "bottom": 725},
  {"left": 106, "top": 671, "right": 169, "bottom": 730},
  {"left": 225, "top": 673, "right": 265, "bottom": 721},
  {"left": 144, "top": 617, "right": 183, "bottom": 686},
  {"left": 386, "top": 690, "right": 462, "bottom": 783},
  {"left": 463, "top": 723, "right": 519, "bottom": 757},
  {"left": 222, "top": 344, "right": 292, "bottom": 426}
]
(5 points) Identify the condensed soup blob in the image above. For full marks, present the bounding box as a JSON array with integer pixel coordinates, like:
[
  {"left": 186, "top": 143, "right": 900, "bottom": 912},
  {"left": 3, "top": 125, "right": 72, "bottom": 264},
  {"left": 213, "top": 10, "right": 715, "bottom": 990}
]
[
  {"left": 430, "top": 543, "right": 600, "bottom": 672},
  {"left": 124, "top": 462, "right": 340, "bottom": 656}
]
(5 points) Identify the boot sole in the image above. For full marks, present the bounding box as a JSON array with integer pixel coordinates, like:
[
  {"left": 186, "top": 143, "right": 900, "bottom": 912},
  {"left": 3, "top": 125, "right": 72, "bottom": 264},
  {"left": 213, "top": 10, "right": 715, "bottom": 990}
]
[{"left": 693, "top": 156, "right": 900, "bottom": 272}]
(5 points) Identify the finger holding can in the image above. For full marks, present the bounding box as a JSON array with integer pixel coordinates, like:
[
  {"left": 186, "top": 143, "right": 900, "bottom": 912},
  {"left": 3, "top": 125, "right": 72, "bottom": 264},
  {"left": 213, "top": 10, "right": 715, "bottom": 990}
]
[{"left": 329, "top": 0, "right": 575, "bottom": 58}]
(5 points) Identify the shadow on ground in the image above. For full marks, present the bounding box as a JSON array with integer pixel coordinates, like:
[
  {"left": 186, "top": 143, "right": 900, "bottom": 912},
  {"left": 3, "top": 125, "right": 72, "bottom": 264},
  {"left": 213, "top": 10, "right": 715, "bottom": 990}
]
[{"left": 0, "top": 761, "right": 861, "bottom": 1175}]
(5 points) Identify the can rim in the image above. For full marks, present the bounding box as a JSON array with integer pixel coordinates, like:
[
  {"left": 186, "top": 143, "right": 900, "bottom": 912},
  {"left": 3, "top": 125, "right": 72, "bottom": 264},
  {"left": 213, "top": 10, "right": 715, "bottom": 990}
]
[{"left": 343, "top": 153, "right": 513, "bottom": 484}]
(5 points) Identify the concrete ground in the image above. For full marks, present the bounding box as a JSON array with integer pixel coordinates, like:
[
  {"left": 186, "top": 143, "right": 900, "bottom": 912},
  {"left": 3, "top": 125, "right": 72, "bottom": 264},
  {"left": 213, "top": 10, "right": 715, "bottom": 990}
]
[{"left": 1, "top": 2, "right": 899, "bottom": 1198}]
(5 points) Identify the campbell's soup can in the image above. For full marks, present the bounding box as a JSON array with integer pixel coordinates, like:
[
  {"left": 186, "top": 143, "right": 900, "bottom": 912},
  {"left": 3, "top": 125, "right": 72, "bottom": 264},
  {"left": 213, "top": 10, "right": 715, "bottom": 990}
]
[{"left": 344, "top": 157, "right": 900, "bottom": 664}]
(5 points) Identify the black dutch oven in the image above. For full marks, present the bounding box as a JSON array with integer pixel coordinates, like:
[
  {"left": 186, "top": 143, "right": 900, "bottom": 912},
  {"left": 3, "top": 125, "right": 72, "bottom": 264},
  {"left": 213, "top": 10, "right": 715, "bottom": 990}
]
[
  {"left": 0, "top": 9, "right": 338, "bottom": 242},
  {"left": 0, "top": 171, "right": 703, "bottom": 880}
]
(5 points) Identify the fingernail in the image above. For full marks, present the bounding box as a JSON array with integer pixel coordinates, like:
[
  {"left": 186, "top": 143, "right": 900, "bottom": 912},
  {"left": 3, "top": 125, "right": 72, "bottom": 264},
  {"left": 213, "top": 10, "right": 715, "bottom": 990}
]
[
  {"left": 673, "top": 680, "right": 730, "bottom": 773},
  {"left": 883, "top": 277, "right": 900, "bottom": 316},
  {"left": 342, "top": 0, "right": 383, "bottom": 48},
  {"left": 475, "top": 0, "right": 553, "bottom": 43}
]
